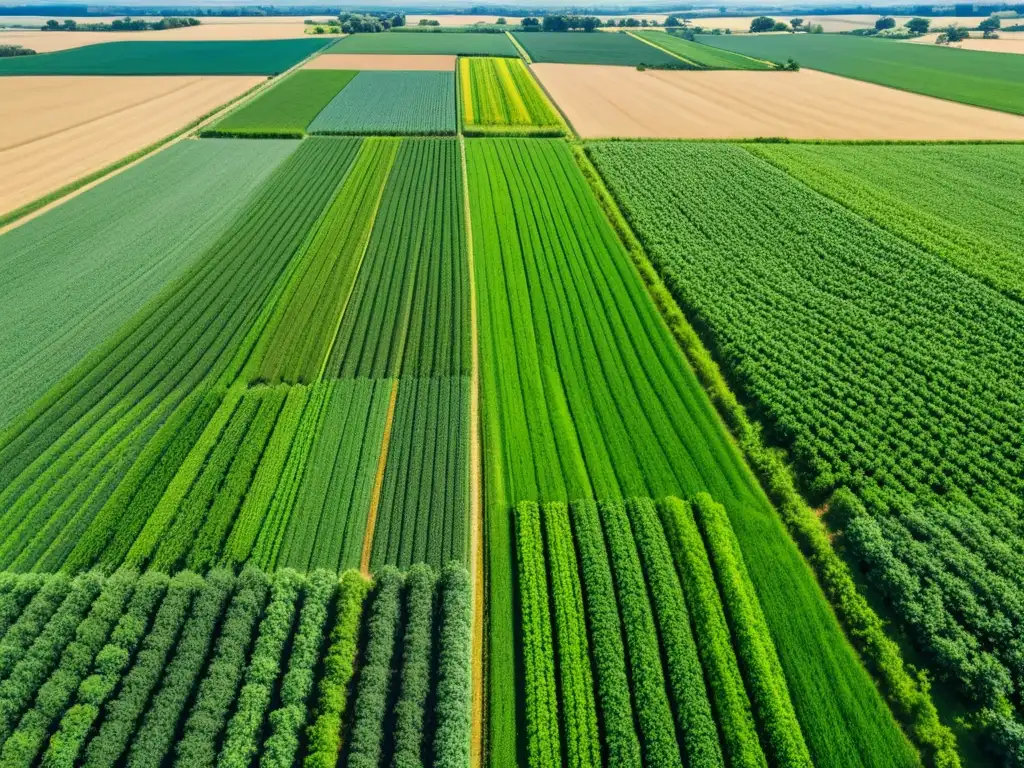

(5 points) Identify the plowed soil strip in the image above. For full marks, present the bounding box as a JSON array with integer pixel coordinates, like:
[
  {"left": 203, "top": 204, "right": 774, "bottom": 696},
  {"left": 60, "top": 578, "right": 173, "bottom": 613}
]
[{"left": 360, "top": 377, "right": 400, "bottom": 576}]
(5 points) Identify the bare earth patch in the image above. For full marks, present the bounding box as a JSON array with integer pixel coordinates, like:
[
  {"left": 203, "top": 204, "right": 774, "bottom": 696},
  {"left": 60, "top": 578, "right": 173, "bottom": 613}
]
[
  {"left": 909, "top": 30, "right": 1024, "bottom": 55},
  {"left": 533, "top": 64, "right": 1024, "bottom": 140},
  {"left": 0, "top": 75, "right": 260, "bottom": 216},
  {"left": 303, "top": 53, "right": 456, "bottom": 70}
]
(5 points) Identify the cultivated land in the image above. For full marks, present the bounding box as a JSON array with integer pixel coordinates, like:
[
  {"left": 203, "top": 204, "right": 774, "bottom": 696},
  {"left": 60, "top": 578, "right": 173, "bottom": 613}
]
[
  {"left": 303, "top": 53, "right": 457, "bottom": 70},
  {"left": 512, "top": 29, "right": 679, "bottom": 65},
  {"left": 0, "top": 75, "right": 261, "bottom": 215},
  {"left": 0, "top": 39, "right": 329, "bottom": 76},
  {"left": 328, "top": 31, "right": 516, "bottom": 56},
  {"left": 205, "top": 69, "right": 356, "bottom": 137},
  {"left": 699, "top": 32, "right": 1024, "bottom": 115},
  {"left": 533, "top": 64, "right": 1024, "bottom": 139},
  {"left": 459, "top": 56, "right": 562, "bottom": 135},
  {"left": 909, "top": 30, "right": 1024, "bottom": 55},
  {"left": 633, "top": 29, "right": 774, "bottom": 69},
  {"left": 308, "top": 71, "right": 457, "bottom": 135}
]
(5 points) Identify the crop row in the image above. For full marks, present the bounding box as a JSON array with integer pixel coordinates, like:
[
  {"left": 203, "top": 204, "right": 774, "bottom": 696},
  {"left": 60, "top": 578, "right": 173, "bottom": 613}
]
[
  {"left": 327, "top": 138, "right": 470, "bottom": 379},
  {"left": 0, "top": 137, "right": 360, "bottom": 574},
  {"left": 633, "top": 31, "right": 774, "bottom": 70},
  {"left": 514, "top": 495, "right": 810, "bottom": 767},
  {"left": 586, "top": 139, "right": 1024, "bottom": 756},
  {"left": 469, "top": 137, "right": 914, "bottom": 767},
  {"left": 459, "top": 57, "right": 562, "bottom": 136},
  {"left": 0, "top": 565, "right": 471, "bottom": 767},
  {"left": 372, "top": 376, "right": 470, "bottom": 570},
  {"left": 309, "top": 71, "right": 458, "bottom": 136}
]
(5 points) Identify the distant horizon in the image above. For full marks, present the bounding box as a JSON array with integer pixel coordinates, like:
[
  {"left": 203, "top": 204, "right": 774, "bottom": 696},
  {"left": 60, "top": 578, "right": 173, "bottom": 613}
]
[{"left": 0, "top": 1, "right": 956, "bottom": 10}]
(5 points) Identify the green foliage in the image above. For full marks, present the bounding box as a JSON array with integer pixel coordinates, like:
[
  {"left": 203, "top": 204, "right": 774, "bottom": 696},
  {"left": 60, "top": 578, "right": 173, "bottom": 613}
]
[
  {"left": 328, "top": 31, "right": 516, "bottom": 55},
  {"left": 0, "top": 39, "right": 331, "bottom": 75},
  {"left": 174, "top": 567, "right": 270, "bottom": 768},
  {"left": 0, "top": 574, "right": 72, "bottom": 679},
  {"left": 542, "top": 502, "right": 600, "bottom": 768},
  {"left": 347, "top": 567, "right": 404, "bottom": 768},
  {"left": 432, "top": 562, "right": 472, "bottom": 768},
  {"left": 309, "top": 71, "right": 457, "bottom": 135},
  {"left": 696, "top": 32, "right": 1024, "bottom": 114},
  {"left": 305, "top": 570, "right": 371, "bottom": 768},
  {"left": 511, "top": 30, "right": 678, "bottom": 65},
  {"left": 693, "top": 494, "right": 812, "bottom": 767},
  {"left": 207, "top": 70, "right": 357, "bottom": 137},
  {"left": 392, "top": 564, "right": 437, "bottom": 768},
  {"left": 459, "top": 56, "right": 563, "bottom": 135},
  {"left": 569, "top": 499, "right": 642, "bottom": 767},
  {"left": 515, "top": 502, "right": 560, "bottom": 765},
  {"left": 0, "top": 574, "right": 47, "bottom": 642},
  {"left": 626, "top": 498, "right": 722, "bottom": 767},
  {"left": 636, "top": 31, "right": 773, "bottom": 69},
  {"left": 261, "top": 569, "right": 335, "bottom": 768}
]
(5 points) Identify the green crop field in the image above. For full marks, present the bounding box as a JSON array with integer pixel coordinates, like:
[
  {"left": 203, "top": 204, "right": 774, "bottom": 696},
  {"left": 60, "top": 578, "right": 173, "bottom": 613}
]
[
  {"left": 697, "top": 32, "right": 1024, "bottom": 114},
  {"left": 0, "top": 39, "right": 331, "bottom": 76},
  {"left": 634, "top": 30, "right": 775, "bottom": 69},
  {"left": 459, "top": 57, "right": 562, "bottom": 135},
  {"left": 467, "top": 137, "right": 915, "bottom": 768},
  {"left": 0, "top": 564, "right": 470, "bottom": 768},
  {"left": 589, "top": 138, "right": 1024, "bottom": 760},
  {"left": 204, "top": 70, "right": 357, "bottom": 137},
  {"left": 308, "top": 71, "right": 456, "bottom": 135},
  {"left": 327, "top": 30, "right": 517, "bottom": 55},
  {"left": 0, "top": 139, "right": 295, "bottom": 431},
  {"left": 511, "top": 30, "right": 681, "bottom": 66}
]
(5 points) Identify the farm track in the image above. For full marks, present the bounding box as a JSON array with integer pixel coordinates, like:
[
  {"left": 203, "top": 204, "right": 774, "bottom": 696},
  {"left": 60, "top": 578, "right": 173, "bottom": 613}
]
[{"left": 362, "top": 378, "right": 400, "bottom": 576}]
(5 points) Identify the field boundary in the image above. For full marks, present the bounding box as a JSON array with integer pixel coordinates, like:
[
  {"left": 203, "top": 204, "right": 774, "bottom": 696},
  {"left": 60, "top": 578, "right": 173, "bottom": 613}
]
[
  {"left": 460, "top": 135, "right": 485, "bottom": 768},
  {"left": 524, "top": 63, "right": 578, "bottom": 138},
  {"left": 626, "top": 29, "right": 699, "bottom": 66},
  {"left": 505, "top": 30, "right": 531, "bottom": 63},
  {"left": 0, "top": 43, "right": 328, "bottom": 234},
  {"left": 568, "top": 140, "right": 959, "bottom": 768},
  {"left": 360, "top": 377, "right": 400, "bottom": 576}
]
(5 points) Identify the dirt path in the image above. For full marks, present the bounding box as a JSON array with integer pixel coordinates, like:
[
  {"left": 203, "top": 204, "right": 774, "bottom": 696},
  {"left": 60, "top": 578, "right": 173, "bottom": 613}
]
[
  {"left": 360, "top": 378, "right": 400, "bottom": 577},
  {"left": 460, "top": 134, "right": 484, "bottom": 768}
]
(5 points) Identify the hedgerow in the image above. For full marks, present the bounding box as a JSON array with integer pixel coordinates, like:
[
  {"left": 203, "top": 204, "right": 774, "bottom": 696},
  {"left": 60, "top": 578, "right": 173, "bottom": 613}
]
[
  {"left": 40, "top": 571, "right": 170, "bottom": 768},
  {"left": 432, "top": 562, "right": 472, "bottom": 768},
  {"left": 0, "top": 574, "right": 45, "bottom": 640},
  {"left": 261, "top": 569, "right": 336, "bottom": 768},
  {"left": 542, "top": 502, "right": 600, "bottom": 768},
  {"left": 83, "top": 571, "right": 205, "bottom": 768},
  {"left": 123, "top": 569, "right": 235, "bottom": 768},
  {"left": 346, "top": 567, "right": 404, "bottom": 768},
  {"left": 569, "top": 499, "right": 642, "bottom": 767},
  {"left": 626, "top": 497, "right": 722, "bottom": 767},
  {"left": 174, "top": 567, "right": 270, "bottom": 768},
  {"left": 305, "top": 570, "right": 372, "bottom": 768},
  {"left": 515, "top": 501, "right": 560, "bottom": 766},
  {"left": 392, "top": 564, "right": 437, "bottom": 768},
  {"left": 693, "top": 494, "right": 812, "bottom": 767},
  {"left": 658, "top": 497, "right": 766, "bottom": 768}
]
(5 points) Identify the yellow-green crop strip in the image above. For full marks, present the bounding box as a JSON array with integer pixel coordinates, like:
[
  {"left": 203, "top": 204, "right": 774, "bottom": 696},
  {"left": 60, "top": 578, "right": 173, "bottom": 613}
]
[{"left": 459, "top": 57, "right": 562, "bottom": 136}]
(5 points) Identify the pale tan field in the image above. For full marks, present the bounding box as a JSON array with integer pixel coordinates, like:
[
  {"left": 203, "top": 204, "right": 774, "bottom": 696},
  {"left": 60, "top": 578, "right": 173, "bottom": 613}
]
[
  {"left": 668, "top": 14, "right": 987, "bottom": 32},
  {"left": 533, "top": 64, "right": 1024, "bottom": 140},
  {"left": 303, "top": 53, "right": 456, "bottom": 70},
  {"left": 0, "top": 75, "right": 260, "bottom": 216},
  {"left": 0, "top": 19, "right": 328, "bottom": 52},
  {"left": 909, "top": 30, "right": 1024, "bottom": 54}
]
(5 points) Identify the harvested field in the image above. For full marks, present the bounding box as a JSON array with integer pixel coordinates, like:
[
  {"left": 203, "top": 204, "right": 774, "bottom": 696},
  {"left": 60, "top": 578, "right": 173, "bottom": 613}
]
[
  {"left": 303, "top": 53, "right": 456, "bottom": 70},
  {"left": 0, "top": 75, "right": 260, "bottom": 216},
  {"left": 533, "top": 64, "right": 1024, "bottom": 139},
  {"left": 909, "top": 30, "right": 1024, "bottom": 55}
]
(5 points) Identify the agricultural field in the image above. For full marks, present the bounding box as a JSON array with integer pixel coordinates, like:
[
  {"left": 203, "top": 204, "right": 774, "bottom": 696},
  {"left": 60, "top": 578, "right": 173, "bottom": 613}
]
[
  {"left": 633, "top": 29, "right": 774, "bottom": 69},
  {"left": 511, "top": 30, "right": 680, "bottom": 66},
  {"left": 0, "top": 39, "right": 330, "bottom": 75},
  {"left": 532, "top": 64, "right": 1024, "bottom": 139},
  {"left": 698, "top": 32, "right": 1024, "bottom": 115},
  {"left": 0, "top": 563, "right": 471, "bottom": 768},
  {"left": 0, "top": 75, "right": 263, "bottom": 217},
  {"left": 466, "top": 137, "right": 916, "bottom": 768},
  {"left": 328, "top": 31, "right": 517, "bottom": 56},
  {"left": 204, "top": 69, "right": 357, "bottom": 137},
  {"left": 308, "top": 71, "right": 456, "bottom": 135},
  {"left": 459, "top": 56, "right": 562, "bottom": 135},
  {"left": 588, "top": 139, "right": 1024, "bottom": 760},
  {"left": 303, "top": 53, "right": 457, "bottom": 70}
]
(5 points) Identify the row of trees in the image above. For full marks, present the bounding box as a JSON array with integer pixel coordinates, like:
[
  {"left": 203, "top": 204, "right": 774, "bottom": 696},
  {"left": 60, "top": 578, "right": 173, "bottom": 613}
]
[
  {"left": 336, "top": 11, "right": 404, "bottom": 33},
  {"left": 41, "top": 16, "right": 199, "bottom": 31}
]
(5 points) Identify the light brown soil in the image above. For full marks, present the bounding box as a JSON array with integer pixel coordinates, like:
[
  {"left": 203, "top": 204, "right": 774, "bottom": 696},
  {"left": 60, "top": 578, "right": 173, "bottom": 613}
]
[
  {"left": 0, "top": 75, "right": 260, "bottom": 216},
  {"left": 361, "top": 378, "right": 401, "bottom": 577},
  {"left": 909, "top": 30, "right": 1024, "bottom": 54},
  {"left": 533, "top": 64, "right": 1024, "bottom": 140},
  {"left": 303, "top": 53, "right": 456, "bottom": 70},
  {"left": 0, "top": 21, "right": 323, "bottom": 52}
]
